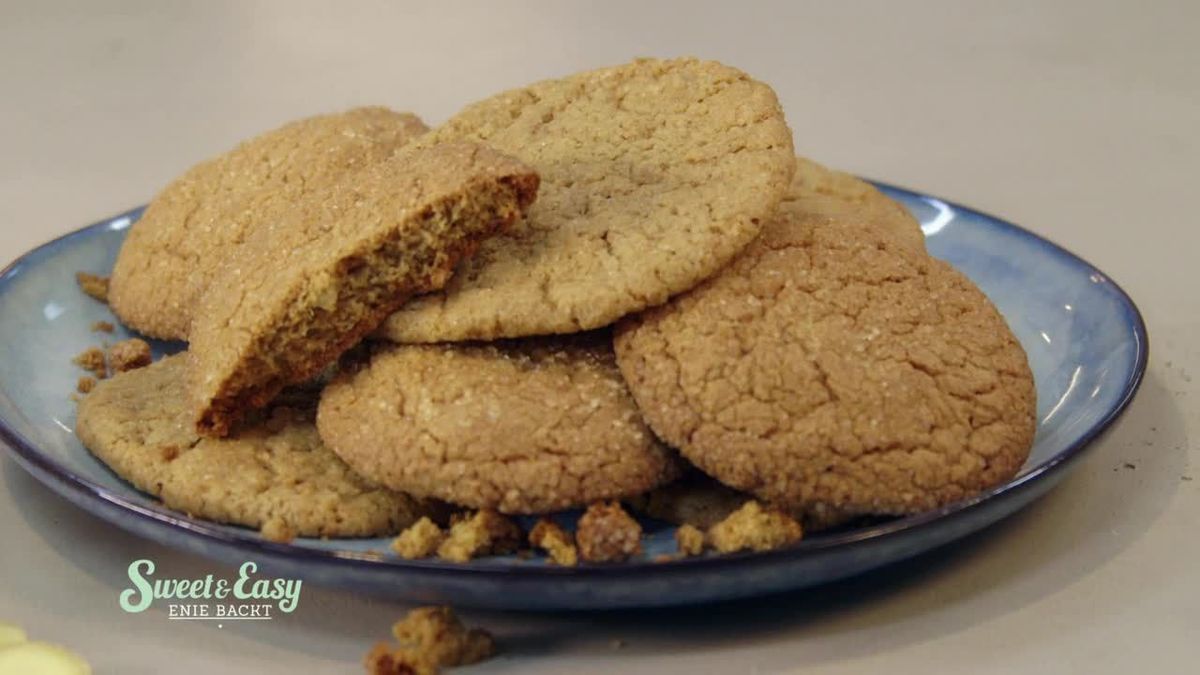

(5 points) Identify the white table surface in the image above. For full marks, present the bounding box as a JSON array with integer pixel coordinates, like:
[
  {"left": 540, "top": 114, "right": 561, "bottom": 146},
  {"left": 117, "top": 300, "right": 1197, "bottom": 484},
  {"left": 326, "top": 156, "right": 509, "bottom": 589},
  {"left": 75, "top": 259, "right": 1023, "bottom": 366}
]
[{"left": 1, "top": 1, "right": 1196, "bottom": 673}]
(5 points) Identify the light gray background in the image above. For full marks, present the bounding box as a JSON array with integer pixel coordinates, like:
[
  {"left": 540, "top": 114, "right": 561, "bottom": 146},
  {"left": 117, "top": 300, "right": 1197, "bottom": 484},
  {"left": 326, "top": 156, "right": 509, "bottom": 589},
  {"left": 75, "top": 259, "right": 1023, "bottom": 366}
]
[{"left": 1, "top": 1, "right": 1196, "bottom": 673}]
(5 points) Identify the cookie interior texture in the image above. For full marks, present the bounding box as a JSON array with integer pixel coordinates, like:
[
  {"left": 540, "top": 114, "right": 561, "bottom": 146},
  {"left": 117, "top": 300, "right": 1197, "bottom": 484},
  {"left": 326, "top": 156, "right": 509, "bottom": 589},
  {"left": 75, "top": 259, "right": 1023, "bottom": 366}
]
[
  {"left": 378, "top": 57, "right": 796, "bottom": 343},
  {"left": 317, "top": 333, "right": 681, "bottom": 514},
  {"left": 108, "top": 107, "right": 429, "bottom": 340},
  {"left": 75, "top": 355, "right": 438, "bottom": 538},
  {"left": 188, "top": 142, "right": 539, "bottom": 437},
  {"left": 614, "top": 172, "right": 1037, "bottom": 518}
]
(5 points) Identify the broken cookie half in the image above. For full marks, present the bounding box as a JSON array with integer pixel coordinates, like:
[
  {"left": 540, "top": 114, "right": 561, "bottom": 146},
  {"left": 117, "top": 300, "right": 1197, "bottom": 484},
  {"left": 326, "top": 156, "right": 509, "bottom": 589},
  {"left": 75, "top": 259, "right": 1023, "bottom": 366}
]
[{"left": 188, "top": 141, "right": 539, "bottom": 436}]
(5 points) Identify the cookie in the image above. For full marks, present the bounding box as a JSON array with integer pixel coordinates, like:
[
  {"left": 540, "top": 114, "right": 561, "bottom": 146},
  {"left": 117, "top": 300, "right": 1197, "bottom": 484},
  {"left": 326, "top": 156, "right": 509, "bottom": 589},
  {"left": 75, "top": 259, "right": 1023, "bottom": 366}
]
[
  {"left": 792, "top": 156, "right": 926, "bottom": 252},
  {"left": 378, "top": 57, "right": 796, "bottom": 343},
  {"left": 188, "top": 142, "right": 539, "bottom": 436},
  {"left": 614, "top": 180, "right": 1036, "bottom": 517},
  {"left": 317, "top": 334, "right": 681, "bottom": 514},
  {"left": 75, "top": 355, "right": 437, "bottom": 538},
  {"left": 109, "top": 107, "right": 428, "bottom": 339}
]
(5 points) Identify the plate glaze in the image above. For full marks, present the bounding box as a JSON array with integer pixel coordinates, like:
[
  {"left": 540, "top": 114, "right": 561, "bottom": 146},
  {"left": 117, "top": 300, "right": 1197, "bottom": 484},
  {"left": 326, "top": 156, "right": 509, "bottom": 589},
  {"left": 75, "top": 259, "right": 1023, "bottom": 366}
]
[{"left": 0, "top": 185, "right": 1147, "bottom": 610}]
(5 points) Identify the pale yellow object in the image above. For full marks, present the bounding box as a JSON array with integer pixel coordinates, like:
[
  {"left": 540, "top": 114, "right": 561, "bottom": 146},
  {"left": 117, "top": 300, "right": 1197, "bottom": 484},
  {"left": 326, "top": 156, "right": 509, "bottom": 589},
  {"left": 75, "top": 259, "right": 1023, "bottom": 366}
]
[
  {"left": 0, "top": 626, "right": 91, "bottom": 675},
  {"left": 0, "top": 624, "right": 26, "bottom": 650}
]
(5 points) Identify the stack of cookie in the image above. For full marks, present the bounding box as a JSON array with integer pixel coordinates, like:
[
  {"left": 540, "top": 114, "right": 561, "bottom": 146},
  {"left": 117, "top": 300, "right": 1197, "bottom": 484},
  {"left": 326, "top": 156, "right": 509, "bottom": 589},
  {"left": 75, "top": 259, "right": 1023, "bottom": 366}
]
[{"left": 75, "top": 58, "right": 1036, "bottom": 562}]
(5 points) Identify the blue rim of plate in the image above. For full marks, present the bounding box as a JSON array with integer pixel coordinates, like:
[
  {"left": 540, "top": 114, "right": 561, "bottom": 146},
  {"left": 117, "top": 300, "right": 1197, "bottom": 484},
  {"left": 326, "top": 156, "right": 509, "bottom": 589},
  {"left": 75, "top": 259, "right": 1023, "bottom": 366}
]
[{"left": 0, "top": 183, "right": 1149, "bottom": 579}]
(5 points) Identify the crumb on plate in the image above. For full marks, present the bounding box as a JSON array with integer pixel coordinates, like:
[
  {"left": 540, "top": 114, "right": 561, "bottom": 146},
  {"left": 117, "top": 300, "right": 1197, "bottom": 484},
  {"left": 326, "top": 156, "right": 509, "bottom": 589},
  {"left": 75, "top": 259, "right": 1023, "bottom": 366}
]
[
  {"left": 576, "top": 501, "right": 642, "bottom": 563},
  {"left": 107, "top": 338, "right": 152, "bottom": 372},
  {"left": 76, "top": 376, "right": 97, "bottom": 394},
  {"left": 76, "top": 272, "right": 109, "bottom": 303},
  {"left": 392, "top": 517, "right": 445, "bottom": 560},
  {"left": 707, "top": 501, "right": 803, "bottom": 554},
  {"left": 675, "top": 523, "right": 706, "bottom": 556},
  {"left": 436, "top": 510, "right": 521, "bottom": 563},
  {"left": 72, "top": 346, "right": 107, "bottom": 378},
  {"left": 529, "top": 518, "right": 578, "bottom": 566}
]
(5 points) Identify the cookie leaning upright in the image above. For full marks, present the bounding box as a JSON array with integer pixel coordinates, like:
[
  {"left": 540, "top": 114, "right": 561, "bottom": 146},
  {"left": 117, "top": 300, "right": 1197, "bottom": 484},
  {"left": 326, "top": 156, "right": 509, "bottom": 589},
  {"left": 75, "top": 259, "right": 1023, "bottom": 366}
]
[
  {"left": 614, "top": 170, "right": 1037, "bottom": 518},
  {"left": 108, "top": 107, "right": 429, "bottom": 339},
  {"left": 75, "top": 355, "right": 439, "bottom": 539},
  {"left": 379, "top": 57, "right": 796, "bottom": 343},
  {"left": 189, "top": 142, "right": 539, "bottom": 436},
  {"left": 317, "top": 334, "right": 680, "bottom": 514}
]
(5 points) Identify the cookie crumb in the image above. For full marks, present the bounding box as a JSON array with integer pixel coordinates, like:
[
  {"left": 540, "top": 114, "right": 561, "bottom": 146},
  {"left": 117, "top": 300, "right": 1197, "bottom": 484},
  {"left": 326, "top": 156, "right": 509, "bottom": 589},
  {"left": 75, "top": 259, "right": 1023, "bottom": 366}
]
[
  {"left": 436, "top": 510, "right": 521, "bottom": 563},
  {"left": 365, "top": 606, "right": 495, "bottom": 675},
  {"left": 260, "top": 515, "right": 296, "bottom": 543},
  {"left": 76, "top": 272, "right": 109, "bottom": 303},
  {"left": 707, "top": 501, "right": 803, "bottom": 554},
  {"left": 72, "top": 347, "right": 107, "bottom": 378},
  {"left": 529, "top": 518, "right": 578, "bottom": 566},
  {"left": 675, "top": 523, "right": 706, "bottom": 556},
  {"left": 576, "top": 501, "right": 642, "bottom": 563},
  {"left": 392, "top": 517, "right": 445, "bottom": 560},
  {"left": 107, "top": 338, "right": 153, "bottom": 373},
  {"left": 76, "top": 376, "right": 97, "bottom": 394},
  {"left": 90, "top": 320, "right": 115, "bottom": 333}
]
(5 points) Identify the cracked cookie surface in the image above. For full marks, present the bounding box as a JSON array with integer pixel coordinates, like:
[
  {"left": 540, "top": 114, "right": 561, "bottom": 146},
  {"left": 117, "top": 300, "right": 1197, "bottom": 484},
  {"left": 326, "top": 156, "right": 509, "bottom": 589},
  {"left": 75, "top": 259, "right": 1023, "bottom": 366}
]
[
  {"left": 379, "top": 57, "right": 795, "bottom": 343},
  {"left": 75, "top": 355, "right": 437, "bottom": 538},
  {"left": 188, "top": 142, "right": 538, "bottom": 436},
  {"left": 109, "top": 107, "right": 428, "bottom": 339},
  {"left": 614, "top": 175, "right": 1036, "bottom": 517},
  {"left": 317, "top": 333, "right": 680, "bottom": 514}
]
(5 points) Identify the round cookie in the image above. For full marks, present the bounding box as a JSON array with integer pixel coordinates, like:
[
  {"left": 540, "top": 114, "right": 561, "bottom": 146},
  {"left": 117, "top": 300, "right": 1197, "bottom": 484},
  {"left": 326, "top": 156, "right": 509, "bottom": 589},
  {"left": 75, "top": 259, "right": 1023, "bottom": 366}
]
[
  {"left": 317, "top": 334, "right": 681, "bottom": 514},
  {"left": 76, "top": 355, "right": 439, "bottom": 539},
  {"left": 109, "top": 107, "right": 428, "bottom": 340},
  {"left": 614, "top": 185, "right": 1036, "bottom": 518},
  {"left": 792, "top": 156, "right": 926, "bottom": 252},
  {"left": 378, "top": 57, "right": 796, "bottom": 343}
]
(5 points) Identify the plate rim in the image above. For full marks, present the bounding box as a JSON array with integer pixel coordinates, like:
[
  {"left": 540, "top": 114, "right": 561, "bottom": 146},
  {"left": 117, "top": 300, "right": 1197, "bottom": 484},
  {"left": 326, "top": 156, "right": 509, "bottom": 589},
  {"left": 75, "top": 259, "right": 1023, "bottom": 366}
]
[{"left": 0, "top": 186, "right": 1150, "bottom": 578}]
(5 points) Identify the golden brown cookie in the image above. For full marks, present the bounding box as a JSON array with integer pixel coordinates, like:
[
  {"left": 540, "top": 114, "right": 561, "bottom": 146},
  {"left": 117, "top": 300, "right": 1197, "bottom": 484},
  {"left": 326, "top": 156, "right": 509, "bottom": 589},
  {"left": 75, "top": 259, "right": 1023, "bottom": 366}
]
[
  {"left": 188, "top": 142, "right": 539, "bottom": 436},
  {"left": 75, "top": 355, "right": 437, "bottom": 538},
  {"left": 614, "top": 177, "right": 1036, "bottom": 518},
  {"left": 378, "top": 57, "right": 796, "bottom": 343},
  {"left": 793, "top": 156, "right": 925, "bottom": 252},
  {"left": 317, "top": 334, "right": 680, "bottom": 514},
  {"left": 109, "top": 107, "right": 428, "bottom": 339}
]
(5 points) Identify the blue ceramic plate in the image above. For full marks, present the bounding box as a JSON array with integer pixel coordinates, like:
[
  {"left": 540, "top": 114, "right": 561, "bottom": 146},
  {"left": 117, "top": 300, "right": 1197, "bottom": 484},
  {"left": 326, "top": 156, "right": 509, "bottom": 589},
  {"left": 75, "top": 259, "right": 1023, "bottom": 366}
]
[{"left": 0, "top": 185, "right": 1147, "bottom": 610}]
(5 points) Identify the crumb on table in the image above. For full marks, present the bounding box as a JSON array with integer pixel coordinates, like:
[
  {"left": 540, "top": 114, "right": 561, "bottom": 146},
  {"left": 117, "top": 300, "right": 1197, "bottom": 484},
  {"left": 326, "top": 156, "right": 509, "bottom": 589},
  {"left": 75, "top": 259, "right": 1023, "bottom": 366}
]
[
  {"left": 576, "top": 501, "right": 642, "bottom": 563},
  {"left": 107, "top": 338, "right": 152, "bottom": 373},
  {"left": 706, "top": 501, "right": 803, "bottom": 554},
  {"left": 436, "top": 510, "right": 521, "bottom": 563},
  {"left": 675, "top": 523, "right": 706, "bottom": 556},
  {"left": 76, "top": 376, "right": 97, "bottom": 394},
  {"left": 76, "top": 272, "right": 109, "bottom": 303},
  {"left": 529, "top": 518, "right": 578, "bottom": 566},
  {"left": 90, "top": 320, "right": 115, "bottom": 333},
  {"left": 72, "top": 347, "right": 107, "bottom": 378},
  {"left": 364, "top": 606, "right": 495, "bottom": 675},
  {"left": 392, "top": 517, "right": 446, "bottom": 560}
]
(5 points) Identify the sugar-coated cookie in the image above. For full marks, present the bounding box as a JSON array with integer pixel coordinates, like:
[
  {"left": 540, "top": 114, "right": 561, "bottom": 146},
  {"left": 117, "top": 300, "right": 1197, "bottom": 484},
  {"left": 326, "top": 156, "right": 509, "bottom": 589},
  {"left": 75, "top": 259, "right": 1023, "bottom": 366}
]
[
  {"left": 378, "top": 57, "right": 796, "bottom": 343},
  {"left": 109, "top": 107, "right": 428, "bottom": 339},
  {"left": 317, "top": 334, "right": 680, "bottom": 514}
]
